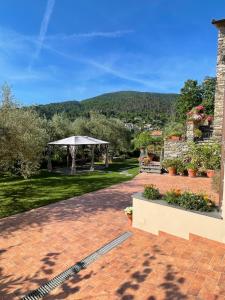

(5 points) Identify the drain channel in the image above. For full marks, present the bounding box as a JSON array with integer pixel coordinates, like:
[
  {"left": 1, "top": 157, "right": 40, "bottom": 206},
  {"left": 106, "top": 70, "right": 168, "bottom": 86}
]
[{"left": 22, "top": 231, "right": 132, "bottom": 300}]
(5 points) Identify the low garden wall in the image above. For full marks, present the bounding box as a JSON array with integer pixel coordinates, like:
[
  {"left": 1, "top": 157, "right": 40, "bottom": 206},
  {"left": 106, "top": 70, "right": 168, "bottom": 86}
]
[
  {"left": 163, "top": 140, "right": 188, "bottom": 160},
  {"left": 132, "top": 192, "right": 225, "bottom": 243}
]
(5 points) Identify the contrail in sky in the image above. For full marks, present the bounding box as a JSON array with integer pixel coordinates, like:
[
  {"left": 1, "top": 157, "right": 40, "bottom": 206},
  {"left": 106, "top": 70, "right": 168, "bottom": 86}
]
[{"left": 29, "top": 0, "right": 55, "bottom": 68}]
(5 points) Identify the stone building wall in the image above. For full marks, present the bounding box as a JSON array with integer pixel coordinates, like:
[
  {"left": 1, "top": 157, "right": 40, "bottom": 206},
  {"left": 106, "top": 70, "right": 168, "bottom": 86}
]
[
  {"left": 212, "top": 20, "right": 225, "bottom": 141},
  {"left": 163, "top": 140, "right": 188, "bottom": 160}
]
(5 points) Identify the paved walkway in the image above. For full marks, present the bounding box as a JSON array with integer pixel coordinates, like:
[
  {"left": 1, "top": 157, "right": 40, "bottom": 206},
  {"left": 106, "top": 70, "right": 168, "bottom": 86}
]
[{"left": 0, "top": 173, "right": 223, "bottom": 300}]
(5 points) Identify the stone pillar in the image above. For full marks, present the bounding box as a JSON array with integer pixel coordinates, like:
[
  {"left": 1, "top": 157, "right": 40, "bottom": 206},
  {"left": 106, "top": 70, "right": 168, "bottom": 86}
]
[
  {"left": 212, "top": 19, "right": 225, "bottom": 141},
  {"left": 186, "top": 121, "right": 195, "bottom": 141}
]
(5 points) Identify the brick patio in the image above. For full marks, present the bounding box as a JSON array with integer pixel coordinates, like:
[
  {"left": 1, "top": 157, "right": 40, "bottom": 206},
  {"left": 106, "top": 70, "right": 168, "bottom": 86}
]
[{"left": 0, "top": 173, "right": 224, "bottom": 300}]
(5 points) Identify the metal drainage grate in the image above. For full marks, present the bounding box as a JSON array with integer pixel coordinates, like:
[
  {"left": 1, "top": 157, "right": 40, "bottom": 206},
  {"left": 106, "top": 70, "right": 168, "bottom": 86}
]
[{"left": 22, "top": 231, "right": 132, "bottom": 300}]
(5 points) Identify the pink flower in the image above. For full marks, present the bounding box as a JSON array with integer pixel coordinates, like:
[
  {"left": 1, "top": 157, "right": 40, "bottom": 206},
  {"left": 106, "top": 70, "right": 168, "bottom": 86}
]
[
  {"left": 207, "top": 116, "right": 213, "bottom": 121},
  {"left": 195, "top": 105, "right": 204, "bottom": 111}
]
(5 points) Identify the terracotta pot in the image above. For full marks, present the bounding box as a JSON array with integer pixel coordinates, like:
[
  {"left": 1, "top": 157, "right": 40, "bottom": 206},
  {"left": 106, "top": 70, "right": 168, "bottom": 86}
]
[
  {"left": 168, "top": 167, "right": 176, "bottom": 176},
  {"left": 168, "top": 136, "right": 181, "bottom": 141},
  {"left": 207, "top": 169, "right": 215, "bottom": 178},
  {"left": 188, "top": 169, "right": 197, "bottom": 178},
  {"left": 126, "top": 213, "right": 132, "bottom": 225}
]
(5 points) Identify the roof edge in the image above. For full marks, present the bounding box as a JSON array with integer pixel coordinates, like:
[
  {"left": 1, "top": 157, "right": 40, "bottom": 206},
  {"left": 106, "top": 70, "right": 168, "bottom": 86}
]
[{"left": 212, "top": 19, "right": 225, "bottom": 28}]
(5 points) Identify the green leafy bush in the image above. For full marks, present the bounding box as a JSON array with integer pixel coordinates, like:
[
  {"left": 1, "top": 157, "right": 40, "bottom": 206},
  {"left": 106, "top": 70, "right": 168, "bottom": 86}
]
[
  {"left": 200, "top": 143, "right": 221, "bottom": 171},
  {"left": 176, "top": 161, "right": 186, "bottom": 175},
  {"left": 163, "top": 190, "right": 216, "bottom": 212},
  {"left": 163, "top": 189, "right": 181, "bottom": 205},
  {"left": 162, "top": 158, "right": 181, "bottom": 169},
  {"left": 143, "top": 184, "right": 161, "bottom": 200},
  {"left": 186, "top": 142, "right": 221, "bottom": 172},
  {"left": 193, "top": 128, "right": 202, "bottom": 138},
  {"left": 164, "top": 122, "right": 185, "bottom": 138}
]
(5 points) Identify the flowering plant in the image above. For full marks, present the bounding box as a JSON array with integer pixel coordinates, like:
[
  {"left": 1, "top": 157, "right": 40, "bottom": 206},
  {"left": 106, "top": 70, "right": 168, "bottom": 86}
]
[
  {"left": 195, "top": 105, "right": 204, "bottom": 111},
  {"left": 124, "top": 207, "right": 133, "bottom": 215},
  {"left": 207, "top": 115, "right": 213, "bottom": 122},
  {"left": 187, "top": 105, "right": 207, "bottom": 123}
]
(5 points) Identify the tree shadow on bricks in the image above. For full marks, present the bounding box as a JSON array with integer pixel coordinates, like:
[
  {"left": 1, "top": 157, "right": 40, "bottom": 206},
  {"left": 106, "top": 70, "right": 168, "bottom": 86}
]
[
  {"left": 116, "top": 244, "right": 187, "bottom": 300},
  {"left": 0, "top": 250, "right": 95, "bottom": 300}
]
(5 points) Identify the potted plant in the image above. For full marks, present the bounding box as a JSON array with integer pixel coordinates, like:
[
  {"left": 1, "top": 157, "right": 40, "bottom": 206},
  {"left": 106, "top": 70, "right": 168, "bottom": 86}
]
[
  {"left": 187, "top": 105, "right": 206, "bottom": 125},
  {"left": 199, "top": 143, "right": 221, "bottom": 178},
  {"left": 176, "top": 160, "right": 186, "bottom": 176},
  {"left": 164, "top": 122, "right": 184, "bottom": 141},
  {"left": 124, "top": 207, "right": 133, "bottom": 225},
  {"left": 162, "top": 158, "right": 180, "bottom": 176},
  {"left": 187, "top": 162, "right": 198, "bottom": 178},
  {"left": 193, "top": 128, "right": 202, "bottom": 140}
]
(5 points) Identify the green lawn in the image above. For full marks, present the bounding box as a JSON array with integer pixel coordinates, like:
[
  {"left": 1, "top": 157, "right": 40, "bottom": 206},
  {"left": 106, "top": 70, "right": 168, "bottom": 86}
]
[{"left": 0, "top": 159, "right": 139, "bottom": 218}]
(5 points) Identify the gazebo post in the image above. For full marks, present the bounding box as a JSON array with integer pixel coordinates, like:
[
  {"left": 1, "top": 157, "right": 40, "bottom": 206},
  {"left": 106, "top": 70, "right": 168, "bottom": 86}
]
[
  {"left": 70, "top": 146, "right": 76, "bottom": 175},
  {"left": 105, "top": 144, "right": 109, "bottom": 168},
  {"left": 47, "top": 145, "right": 52, "bottom": 172},
  {"left": 90, "top": 145, "right": 95, "bottom": 171},
  {"left": 67, "top": 145, "right": 70, "bottom": 168}
]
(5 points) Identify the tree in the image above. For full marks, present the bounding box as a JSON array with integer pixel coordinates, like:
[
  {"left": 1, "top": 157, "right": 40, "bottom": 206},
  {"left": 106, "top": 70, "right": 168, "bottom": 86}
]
[
  {"left": 0, "top": 85, "right": 48, "bottom": 178},
  {"left": 72, "top": 113, "right": 131, "bottom": 154},
  {"left": 175, "top": 80, "right": 202, "bottom": 122},
  {"left": 201, "top": 77, "right": 216, "bottom": 115},
  {"left": 133, "top": 131, "right": 161, "bottom": 149},
  {"left": 49, "top": 113, "right": 73, "bottom": 140}
]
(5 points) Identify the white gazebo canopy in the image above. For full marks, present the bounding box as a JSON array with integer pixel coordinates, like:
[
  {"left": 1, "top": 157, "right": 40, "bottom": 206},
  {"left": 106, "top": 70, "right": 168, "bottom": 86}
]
[
  {"left": 47, "top": 136, "right": 109, "bottom": 174},
  {"left": 48, "top": 136, "right": 109, "bottom": 146}
]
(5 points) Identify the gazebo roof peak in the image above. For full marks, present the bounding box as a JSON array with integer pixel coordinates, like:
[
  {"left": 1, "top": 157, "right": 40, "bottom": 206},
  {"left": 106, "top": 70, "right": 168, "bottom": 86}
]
[{"left": 48, "top": 135, "right": 109, "bottom": 146}]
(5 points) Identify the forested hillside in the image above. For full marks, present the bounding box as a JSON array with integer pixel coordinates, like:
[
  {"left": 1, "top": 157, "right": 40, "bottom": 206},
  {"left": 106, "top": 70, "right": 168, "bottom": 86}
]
[{"left": 34, "top": 91, "right": 178, "bottom": 126}]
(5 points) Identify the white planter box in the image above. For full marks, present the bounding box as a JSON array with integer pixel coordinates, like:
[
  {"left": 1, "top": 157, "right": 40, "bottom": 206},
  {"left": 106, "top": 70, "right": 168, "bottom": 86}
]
[{"left": 133, "top": 192, "right": 225, "bottom": 243}]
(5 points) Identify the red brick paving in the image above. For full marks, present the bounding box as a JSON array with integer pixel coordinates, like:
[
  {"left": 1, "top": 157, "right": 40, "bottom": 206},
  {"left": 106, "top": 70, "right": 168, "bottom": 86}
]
[{"left": 0, "top": 173, "right": 223, "bottom": 300}]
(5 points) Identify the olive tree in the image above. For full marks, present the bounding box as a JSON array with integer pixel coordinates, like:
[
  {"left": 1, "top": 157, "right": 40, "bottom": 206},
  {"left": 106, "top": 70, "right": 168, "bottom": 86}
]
[
  {"left": 72, "top": 113, "right": 131, "bottom": 154},
  {"left": 0, "top": 84, "right": 48, "bottom": 178}
]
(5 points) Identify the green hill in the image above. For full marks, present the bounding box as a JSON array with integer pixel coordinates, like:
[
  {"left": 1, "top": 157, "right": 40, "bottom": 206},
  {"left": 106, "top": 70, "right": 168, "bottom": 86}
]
[{"left": 34, "top": 91, "right": 178, "bottom": 126}]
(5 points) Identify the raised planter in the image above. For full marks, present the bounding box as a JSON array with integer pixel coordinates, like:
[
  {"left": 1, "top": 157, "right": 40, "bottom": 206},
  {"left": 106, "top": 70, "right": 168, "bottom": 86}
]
[{"left": 132, "top": 192, "right": 225, "bottom": 243}]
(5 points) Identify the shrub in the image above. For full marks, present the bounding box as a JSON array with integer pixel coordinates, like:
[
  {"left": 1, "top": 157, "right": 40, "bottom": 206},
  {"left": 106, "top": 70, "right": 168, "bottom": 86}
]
[
  {"left": 193, "top": 128, "right": 202, "bottom": 138},
  {"left": 164, "top": 122, "right": 185, "bottom": 138},
  {"left": 186, "top": 162, "right": 198, "bottom": 171},
  {"left": 143, "top": 184, "right": 161, "bottom": 200},
  {"left": 200, "top": 143, "right": 221, "bottom": 171},
  {"left": 163, "top": 189, "right": 181, "bottom": 205},
  {"left": 212, "top": 170, "right": 220, "bottom": 193},
  {"left": 177, "top": 192, "right": 215, "bottom": 212},
  {"left": 163, "top": 190, "right": 215, "bottom": 212},
  {"left": 176, "top": 161, "right": 186, "bottom": 175},
  {"left": 162, "top": 158, "right": 180, "bottom": 169}
]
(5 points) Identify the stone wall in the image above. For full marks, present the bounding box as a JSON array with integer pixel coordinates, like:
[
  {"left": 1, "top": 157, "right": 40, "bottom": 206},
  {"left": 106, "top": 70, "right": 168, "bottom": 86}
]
[
  {"left": 212, "top": 20, "right": 225, "bottom": 141},
  {"left": 163, "top": 140, "right": 188, "bottom": 160}
]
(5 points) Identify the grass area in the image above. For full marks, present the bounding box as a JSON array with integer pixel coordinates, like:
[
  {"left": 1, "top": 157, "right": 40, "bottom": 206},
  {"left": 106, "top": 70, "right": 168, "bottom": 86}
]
[{"left": 0, "top": 159, "right": 139, "bottom": 218}]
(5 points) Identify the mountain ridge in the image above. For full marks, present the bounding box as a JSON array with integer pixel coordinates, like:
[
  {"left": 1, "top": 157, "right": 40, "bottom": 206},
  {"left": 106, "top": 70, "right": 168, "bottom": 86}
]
[{"left": 34, "top": 90, "right": 179, "bottom": 126}]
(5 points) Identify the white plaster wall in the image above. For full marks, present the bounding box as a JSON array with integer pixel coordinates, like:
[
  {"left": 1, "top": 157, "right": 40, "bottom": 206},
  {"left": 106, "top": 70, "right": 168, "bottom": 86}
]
[{"left": 133, "top": 196, "right": 225, "bottom": 244}]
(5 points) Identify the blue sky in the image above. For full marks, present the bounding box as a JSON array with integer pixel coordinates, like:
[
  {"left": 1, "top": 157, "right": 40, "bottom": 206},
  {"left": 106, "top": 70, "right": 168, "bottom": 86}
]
[{"left": 0, "top": 0, "right": 224, "bottom": 105}]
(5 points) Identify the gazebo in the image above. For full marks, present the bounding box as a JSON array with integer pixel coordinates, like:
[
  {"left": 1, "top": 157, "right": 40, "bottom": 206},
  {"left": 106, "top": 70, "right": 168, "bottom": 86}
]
[{"left": 47, "top": 136, "right": 109, "bottom": 174}]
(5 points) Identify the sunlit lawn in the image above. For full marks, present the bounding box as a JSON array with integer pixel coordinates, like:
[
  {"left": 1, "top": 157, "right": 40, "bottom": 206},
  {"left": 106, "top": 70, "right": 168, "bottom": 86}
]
[{"left": 0, "top": 159, "right": 139, "bottom": 218}]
